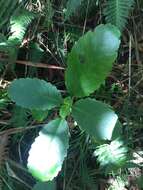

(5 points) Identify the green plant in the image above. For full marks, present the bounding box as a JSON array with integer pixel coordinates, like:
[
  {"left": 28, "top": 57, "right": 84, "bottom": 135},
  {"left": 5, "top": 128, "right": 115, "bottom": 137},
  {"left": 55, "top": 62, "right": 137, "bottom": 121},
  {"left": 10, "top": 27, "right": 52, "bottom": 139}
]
[
  {"left": 65, "top": 0, "right": 84, "bottom": 19},
  {"left": 65, "top": 0, "right": 98, "bottom": 21},
  {"left": 93, "top": 139, "right": 128, "bottom": 173},
  {"left": 65, "top": 0, "right": 135, "bottom": 31},
  {"left": 0, "top": 8, "right": 35, "bottom": 62},
  {"left": 104, "top": 0, "right": 135, "bottom": 31},
  {"left": 107, "top": 176, "right": 127, "bottom": 190},
  {"left": 7, "top": 23, "right": 125, "bottom": 185},
  {"left": 0, "top": 0, "right": 27, "bottom": 30}
]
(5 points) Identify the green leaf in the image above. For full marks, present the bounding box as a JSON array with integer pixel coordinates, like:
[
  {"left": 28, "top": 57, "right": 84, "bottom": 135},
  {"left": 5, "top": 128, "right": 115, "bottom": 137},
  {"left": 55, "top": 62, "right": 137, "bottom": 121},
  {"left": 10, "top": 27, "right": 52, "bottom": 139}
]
[
  {"left": 104, "top": 0, "right": 135, "bottom": 31},
  {"left": 0, "top": 8, "right": 35, "bottom": 64},
  {"left": 0, "top": 0, "right": 18, "bottom": 29},
  {"left": 8, "top": 8, "right": 35, "bottom": 45},
  {"left": 33, "top": 181, "right": 56, "bottom": 190},
  {"left": 65, "top": 0, "right": 84, "bottom": 20},
  {"left": 27, "top": 118, "right": 69, "bottom": 181},
  {"left": 31, "top": 109, "right": 49, "bottom": 122},
  {"left": 72, "top": 98, "right": 121, "bottom": 142},
  {"left": 10, "top": 106, "right": 28, "bottom": 127},
  {"left": 8, "top": 78, "right": 63, "bottom": 110},
  {"left": 65, "top": 24, "right": 121, "bottom": 97},
  {"left": 59, "top": 97, "right": 73, "bottom": 119},
  {"left": 94, "top": 139, "right": 128, "bottom": 173},
  {"left": 112, "top": 120, "right": 122, "bottom": 140}
]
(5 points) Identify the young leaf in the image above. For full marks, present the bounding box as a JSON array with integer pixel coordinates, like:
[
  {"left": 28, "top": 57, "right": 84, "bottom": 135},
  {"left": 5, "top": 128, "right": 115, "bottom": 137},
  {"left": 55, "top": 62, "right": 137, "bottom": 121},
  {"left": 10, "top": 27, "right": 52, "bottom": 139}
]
[
  {"left": 8, "top": 78, "right": 63, "bottom": 110},
  {"left": 33, "top": 181, "right": 56, "bottom": 190},
  {"left": 65, "top": 24, "right": 121, "bottom": 97},
  {"left": 72, "top": 98, "right": 121, "bottom": 142},
  {"left": 27, "top": 118, "right": 69, "bottom": 181},
  {"left": 59, "top": 97, "right": 73, "bottom": 119}
]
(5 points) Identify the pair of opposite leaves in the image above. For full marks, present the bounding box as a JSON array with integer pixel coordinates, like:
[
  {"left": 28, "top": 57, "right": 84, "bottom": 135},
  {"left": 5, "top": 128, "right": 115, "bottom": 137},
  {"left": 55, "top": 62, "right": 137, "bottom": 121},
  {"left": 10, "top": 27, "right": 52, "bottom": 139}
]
[{"left": 8, "top": 24, "right": 121, "bottom": 182}]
